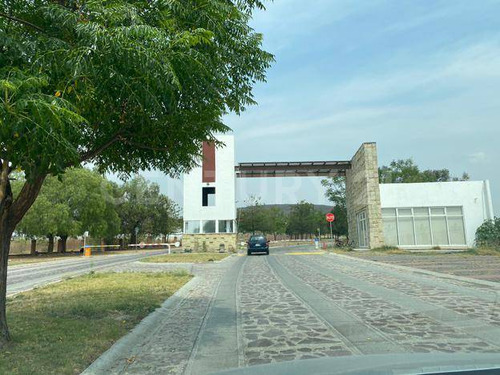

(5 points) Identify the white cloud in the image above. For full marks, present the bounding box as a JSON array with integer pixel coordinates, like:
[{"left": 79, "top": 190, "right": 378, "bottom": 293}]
[{"left": 468, "top": 152, "right": 488, "bottom": 163}]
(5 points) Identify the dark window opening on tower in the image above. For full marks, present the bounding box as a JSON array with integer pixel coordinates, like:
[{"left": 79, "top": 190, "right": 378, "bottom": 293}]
[{"left": 202, "top": 187, "right": 216, "bottom": 206}]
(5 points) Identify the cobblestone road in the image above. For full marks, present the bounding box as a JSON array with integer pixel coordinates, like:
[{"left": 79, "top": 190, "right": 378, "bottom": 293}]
[{"left": 85, "top": 247, "right": 500, "bottom": 375}]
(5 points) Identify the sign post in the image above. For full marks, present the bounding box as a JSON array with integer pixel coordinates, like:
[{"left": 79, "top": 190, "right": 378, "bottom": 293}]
[
  {"left": 134, "top": 227, "right": 139, "bottom": 251},
  {"left": 325, "top": 213, "right": 335, "bottom": 248}
]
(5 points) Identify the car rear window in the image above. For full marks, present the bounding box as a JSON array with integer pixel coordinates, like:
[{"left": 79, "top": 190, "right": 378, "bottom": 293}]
[{"left": 250, "top": 236, "right": 265, "bottom": 241}]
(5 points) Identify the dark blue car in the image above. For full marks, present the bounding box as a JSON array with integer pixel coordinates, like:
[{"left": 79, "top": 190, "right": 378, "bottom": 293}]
[{"left": 247, "top": 235, "right": 270, "bottom": 255}]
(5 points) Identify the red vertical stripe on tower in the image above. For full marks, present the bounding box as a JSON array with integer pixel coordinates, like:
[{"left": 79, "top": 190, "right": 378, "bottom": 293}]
[{"left": 202, "top": 141, "right": 216, "bottom": 183}]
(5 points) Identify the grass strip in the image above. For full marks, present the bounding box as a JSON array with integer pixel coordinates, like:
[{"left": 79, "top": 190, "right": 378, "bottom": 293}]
[{"left": 0, "top": 272, "right": 191, "bottom": 375}]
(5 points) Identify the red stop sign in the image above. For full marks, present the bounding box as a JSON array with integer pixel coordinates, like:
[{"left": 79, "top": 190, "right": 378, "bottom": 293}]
[{"left": 326, "top": 213, "right": 335, "bottom": 222}]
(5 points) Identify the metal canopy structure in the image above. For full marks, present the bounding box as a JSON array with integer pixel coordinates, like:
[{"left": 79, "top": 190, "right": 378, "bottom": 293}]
[{"left": 235, "top": 161, "right": 351, "bottom": 178}]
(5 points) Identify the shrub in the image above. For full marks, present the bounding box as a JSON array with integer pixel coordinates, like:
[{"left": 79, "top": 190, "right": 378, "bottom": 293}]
[{"left": 475, "top": 218, "right": 500, "bottom": 248}]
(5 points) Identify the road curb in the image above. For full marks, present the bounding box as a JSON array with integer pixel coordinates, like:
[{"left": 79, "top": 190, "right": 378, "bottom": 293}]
[{"left": 82, "top": 276, "right": 201, "bottom": 375}]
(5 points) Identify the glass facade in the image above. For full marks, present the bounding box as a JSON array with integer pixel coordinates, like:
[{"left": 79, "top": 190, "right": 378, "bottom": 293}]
[
  {"left": 218, "top": 220, "right": 234, "bottom": 233},
  {"left": 184, "top": 220, "right": 201, "bottom": 234},
  {"left": 202, "top": 220, "right": 216, "bottom": 233},
  {"left": 184, "top": 220, "right": 235, "bottom": 234},
  {"left": 382, "top": 206, "right": 466, "bottom": 246}
]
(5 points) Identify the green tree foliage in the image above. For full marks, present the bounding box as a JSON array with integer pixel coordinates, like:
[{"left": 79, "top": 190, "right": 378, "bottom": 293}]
[
  {"left": 475, "top": 218, "right": 500, "bottom": 248},
  {"left": 287, "top": 201, "right": 323, "bottom": 238},
  {"left": 117, "top": 176, "right": 181, "bottom": 244},
  {"left": 267, "top": 207, "right": 288, "bottom": 240},
  {"left": 15, "top": 168, "right": 121, "bottom": 252},
  {"left": 238, "top": 197, "right": 289, "bottom": 238},
  {"left": 321, "top": 177, "right": 348, "bottom": 237},
  {"left": 0, "top": 0, "right": 272, "bottom": 343},
  {"left": 378, "top": 159, "right": 469, "bottom": 183},
  {"left": 237, "top": 196, "right": 268, "bottom": 234}
]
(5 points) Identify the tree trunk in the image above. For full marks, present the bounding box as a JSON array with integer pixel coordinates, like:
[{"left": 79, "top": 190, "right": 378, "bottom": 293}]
[
  {"left": 30, "top": 238, "right": 37, "bottom": 255},
  {"left": 59, "top": 235, "right": 68, "bottom": 253},
  {"left": 47, "top": 235, "right": 54, "bottom": 253},
  {"left": 0, "top": 163, "right": 45, "bottom": 346},
  {"left": 131, "top": 232, "right": 137, "bottom": 246},
  {"left": 0, "top": 220, "right": 14, "bottom": 347}
]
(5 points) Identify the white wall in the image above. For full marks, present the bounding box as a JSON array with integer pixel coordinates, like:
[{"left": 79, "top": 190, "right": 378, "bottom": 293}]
[
  {"left": 379, "top": 181, "right": 494, "bottom": 247},
  {"left": 183, "top": 135, "right": 236, "bottom": 228}
]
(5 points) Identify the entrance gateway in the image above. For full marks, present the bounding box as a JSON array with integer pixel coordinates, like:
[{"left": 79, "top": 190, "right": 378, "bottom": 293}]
[{"left": 182, "top": 135, "right": 385, "bottom": 252}]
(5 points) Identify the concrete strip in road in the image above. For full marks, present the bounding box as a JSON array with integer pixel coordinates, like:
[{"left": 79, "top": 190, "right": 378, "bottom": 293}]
[
  {"left": 82, "top": 276, "right": 202, "bottom": 375},
  {"left": 299, "top": 256, "right": 500, "bottom": 349},
  {"left": 268, "top": 256, "right": 404, "bottom": 355},
  {"left": 185, "top": 257, "right": 245, "bottom": 375}
]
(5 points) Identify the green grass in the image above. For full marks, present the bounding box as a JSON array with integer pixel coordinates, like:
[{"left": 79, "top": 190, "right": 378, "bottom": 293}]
[
  {"left": 141, "top": 253, "right": 230, "bottom": 263},
  {"left": 0, "top": 272, "right": 191, "bottom": 375}
]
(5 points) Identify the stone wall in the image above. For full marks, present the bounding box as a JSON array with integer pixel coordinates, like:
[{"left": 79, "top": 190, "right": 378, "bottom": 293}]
[
  {"left": 345, "top": 143, "right": 384, "bottom": 249},
  {"left": 183, "top": 233, "right": 238, "bottom": 253}
]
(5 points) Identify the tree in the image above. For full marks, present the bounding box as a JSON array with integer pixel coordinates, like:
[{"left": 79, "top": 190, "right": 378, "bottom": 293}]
[
  {"left": 267, "top": 207, "right": 288, "bottom": 240},
  {"left": 378, "top": 159, "right": 469, "bottom": 183},
  {"left": 15, "top": 168, "right": 120, "bottom": 252},
  {"left": 237, "top": 196, "right": 269, "bottom": 234},
  {"left": 116, "top": 176, "right": 181, "bottom": 244},
  {"left": 287, "top": 201, "right": 322, "bottom": 239},
  {"left": 321, "top": 177, "right": 348, "bottom": 238},
  {"left": 49, "top": 168, "right": 121, "bottom": 252},
  {"left": 0, "top": 0, "right": 272, "bottom": 344}
]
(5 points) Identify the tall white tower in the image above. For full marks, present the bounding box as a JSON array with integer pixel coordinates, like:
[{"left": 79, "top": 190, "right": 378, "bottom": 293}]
[{"left": 182, "top": 134, "right": 237, "bottom": 252}]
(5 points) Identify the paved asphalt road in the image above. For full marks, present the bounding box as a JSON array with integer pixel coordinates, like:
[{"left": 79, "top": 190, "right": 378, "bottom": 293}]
[
  {"left": 84, "top": 245, "right": 500, "bottom": 375},
  {"left": 6, "top": 250, "right": 168, "bottom": 296}
]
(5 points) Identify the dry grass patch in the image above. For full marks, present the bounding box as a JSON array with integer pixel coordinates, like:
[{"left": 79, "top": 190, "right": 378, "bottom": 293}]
[
  {"left": 141, "top": 253, "right": 230, "bottom": 263},
  {"left": 0, "top": 272, "right": 191, "bottom": 375}
]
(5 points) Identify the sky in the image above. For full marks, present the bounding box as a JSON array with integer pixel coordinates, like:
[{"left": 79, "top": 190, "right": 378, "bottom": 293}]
[{"left": 142, "top": 0, "right": 500, "bottom": 214}]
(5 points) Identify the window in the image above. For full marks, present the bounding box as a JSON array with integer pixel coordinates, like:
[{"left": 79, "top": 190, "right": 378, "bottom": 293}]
[
  {"left": 184, "top": 220, "right": 200, "bottom": 234},
  {"left": 382, "top": 209, "right": 398, "bottom": 246},
  {"left": 202, "top": 220, "right": 216, "bottom": 233},
  {"left": 202, "top": 187, "right": 216, "bottom": 207},
  {"left": 218, "top": 220, "right": 234, "bottom": 233},
  {"left": 382, "top": 206, "right": 466, "bottom": 246},
  {"left": 356, "top": 211, "right": 369, "bottom": 248}
]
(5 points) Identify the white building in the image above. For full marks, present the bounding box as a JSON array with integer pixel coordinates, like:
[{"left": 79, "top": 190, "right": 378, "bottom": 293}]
[
  {"left": 380, "top": 181, "right": 494, "bottom": 248},
  {"left": 182, "top": 135, "right": 237, "bottom": 251}
]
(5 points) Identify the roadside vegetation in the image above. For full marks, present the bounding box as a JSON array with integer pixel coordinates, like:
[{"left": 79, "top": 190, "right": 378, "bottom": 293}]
[
  {"left": 0, "top": 0, "right": 272, "bottom": 345},
  {"left": 0, "top": 272, "right": 191, "bottom": 374},
  {"left": 142, "top": 253, "right": 230, "bottom": 264},
  {"left": 12, "top": 171, "right": 182, "bottom": 255}
]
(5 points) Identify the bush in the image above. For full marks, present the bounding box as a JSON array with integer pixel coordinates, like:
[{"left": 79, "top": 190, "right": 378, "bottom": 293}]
[{"left": 475, "top": 218, "right": 500, "bottom": 248}]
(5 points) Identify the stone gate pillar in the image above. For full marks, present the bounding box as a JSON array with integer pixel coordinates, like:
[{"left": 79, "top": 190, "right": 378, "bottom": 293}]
[{"left": 345, "top": 143, "right": 384, "bottom": 249}]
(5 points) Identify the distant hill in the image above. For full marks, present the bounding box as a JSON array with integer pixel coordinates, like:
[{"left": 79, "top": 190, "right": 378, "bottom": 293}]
[{"left": 238, "top": 203, "right": 333, "bottom": 214}]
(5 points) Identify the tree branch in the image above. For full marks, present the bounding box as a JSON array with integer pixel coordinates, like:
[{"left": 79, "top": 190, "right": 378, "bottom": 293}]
[
  {"left": 0, "top": 160, "right": 10, "bottom": 205},
  {"left": 0, "top": 12, "right": 44, "bottom": 33},
  {"left": 10, "top": 175, "right": 46, "bottom": 227},
  {"left": 78, "top": 131, "right": 123, "bottom": 163}
]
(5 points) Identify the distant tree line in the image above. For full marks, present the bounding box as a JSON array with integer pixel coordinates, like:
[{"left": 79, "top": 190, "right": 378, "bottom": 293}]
[
  {"left": 12, "top": 168, "right": 181, "bottom": 254},
  {"left": 378, "top": 159, "right": 469, "bottom": 183},
  {"left": 237, "top": 196, "right": 347, "bottom": 239}
]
